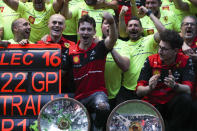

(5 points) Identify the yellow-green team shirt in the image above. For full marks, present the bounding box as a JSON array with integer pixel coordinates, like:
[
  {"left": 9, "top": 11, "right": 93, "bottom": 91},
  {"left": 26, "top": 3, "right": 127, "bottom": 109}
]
[
  {"left": 72, "top": 0, "right": 115, "bottom": 38},
  {"left": 186, "top": 1, "right": 197, "bottom": 14},
  {"left": 161, "top": 0, "right": 190, "bottom": 23},
  {"left": 123, "top": 35, "right": 158, "bottom": 90},
  {"left": 141, "top": 9, "right": 180, "bottom": 36},
  {"left": 0, "top": 0, "right": 20, "bottom": 40},
  {"left": 17, "top": 2, "right": 55, "bottom": 42},
  {"left": 63, "top": 0, "right": 82, "bottom": 36},
  {"left": 105, "top": 39, "right": 130, "bottom": 99}
]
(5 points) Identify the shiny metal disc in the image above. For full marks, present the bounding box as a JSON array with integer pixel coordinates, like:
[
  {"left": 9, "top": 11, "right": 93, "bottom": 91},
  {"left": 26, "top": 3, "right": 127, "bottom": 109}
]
[
  {"left": 107, "top": 100, "right": 165, "bottom": 131},
  {"left": 38, "top": 97, "right": 90, "bottom": 131}
]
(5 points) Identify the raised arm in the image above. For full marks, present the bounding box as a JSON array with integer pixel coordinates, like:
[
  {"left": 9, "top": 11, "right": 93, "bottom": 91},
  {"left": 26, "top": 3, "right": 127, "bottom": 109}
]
[
  {"left": 53, "top": 0, "right": 64, "bottom": 13},
  {"left": 103, "top": 12, "right": 118, "bottom": 50},
  {"left": 173, "top": 0, "right": 189, "bottom": 11},
  {"left": 130, "top": 0, "right": 138, "bottom": 17},
  {"left": 60, "top": 0, "right": 72, "bottom": 19},
  {"left": 139, "top": 6, "right": 166, "bottom": 42},
  {"left": 3, "top": 0, "right": 19, "bottom": 11},
  {"left": 111, "top": 49, "right": 130, "bottom": 72},
  {"left": 119, "top": 6, "right": 129, "bottom": 38}
]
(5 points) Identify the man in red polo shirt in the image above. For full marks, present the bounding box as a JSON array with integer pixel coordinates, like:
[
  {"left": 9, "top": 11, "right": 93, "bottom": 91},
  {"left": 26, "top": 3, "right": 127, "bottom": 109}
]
[
  {"left": 62, "top": 12, "right": 117, "bottom": 130},
  {"left": 136, "top": 29, "right": 195, "bottom": 131},
  {"left": 37, "top": 14, "right": 75, "bottom": 93}
]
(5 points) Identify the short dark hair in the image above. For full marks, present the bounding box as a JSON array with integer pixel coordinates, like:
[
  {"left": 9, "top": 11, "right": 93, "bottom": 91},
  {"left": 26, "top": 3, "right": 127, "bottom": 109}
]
[
  {"left": 127, "top": 16, "right": 142, "bottom": 27},
  {"left": 181, "top": 15, "right": 197, "bottom": 27},
  {"left": 160, "top": 29, "right": 183, "bottom": 49},
  {"left": 78, "top": 14, "right": 96, "bottom": 30}
]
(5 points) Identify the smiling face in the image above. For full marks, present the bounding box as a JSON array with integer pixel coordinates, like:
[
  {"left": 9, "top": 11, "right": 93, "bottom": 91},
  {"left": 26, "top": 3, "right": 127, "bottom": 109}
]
[
  {"left": 15, "top": 18, "right": 31, "bottom": 39},
  {"left": 33, "top": 0, "right": 45, "bottom": 11},
  {"left": 181, "top": 17, "right": 197, "bottom": 40},
  {"left": 78, "top": 21, "right": 96, "bottom": 47},
  {"left": 126, "top": 19, "right": 142, "bottom": 41},
  {"left": 48, "top": 14, "right": 65, "bottom": 38}
]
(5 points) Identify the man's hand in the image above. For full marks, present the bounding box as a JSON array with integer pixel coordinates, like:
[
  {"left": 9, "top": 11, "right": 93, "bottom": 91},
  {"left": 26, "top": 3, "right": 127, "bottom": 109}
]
[
  {"left": 119, "top": 6, "right": 128, "bottom": 17},
  {"left": 149, "top": 74, "right": 160, "bottom": 90},
  {"left": 164, "top": 70, "right": 176, "bottom": 88},
  {"left": 102, "top": 12, "right": 114, "bottom": 25},
  {"left": 41, "top": 34, "right": 49, "bottom": 44},
  {"left": 138, "top": 6, "right": 149, "bottom": 17},
  {"left": 182, "top": 42, "right": 195, "bottom": 55},
  {"left": 18, "top": 39, "right": 29, "bottom": 45}
]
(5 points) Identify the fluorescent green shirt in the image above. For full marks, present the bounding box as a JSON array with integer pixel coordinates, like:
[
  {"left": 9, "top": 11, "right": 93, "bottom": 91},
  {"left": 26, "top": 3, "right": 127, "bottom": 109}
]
[
  {"left": 17, "top": 2, "right": 55, "bottom": 42},
  {"left": 141, "top": 9, "right": 180, "bottom": 36},
  {"left": 0, "top": 0, "right": 20, "bottom": 40},
  {"left": 72, "top": 1, "right": 115, "bottom": 38},
  {"left": 161, "top": 0, "right": 190, "bottom": 23},
  {"left": 122, "top": 35, "right": 158, "bottom": 90},
  {"left": 63, "top": 0, "right": 82, "bottom": 36},
  {"left": 105, "top": 39, "right": 130, "bottom": 99}
]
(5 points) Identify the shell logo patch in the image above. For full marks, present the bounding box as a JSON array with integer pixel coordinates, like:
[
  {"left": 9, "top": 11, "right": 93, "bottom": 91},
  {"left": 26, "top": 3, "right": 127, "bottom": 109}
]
[
  {"left": 163, "top": 16, "right": 168, "bottom": 22},
  {"left": 153, "top": 69, "right": 160, "bottom": 75},
  {"left": 195, "top": 41, "right": 197, "bottom": 46},
  {"left": 64, "top": 43, "right": 70, "bottom": 48},
  {"left": 73, "top": 55, "right": 80, "bottom": 64},
  {"left": 147, "top": 29, "right": 154, "bottom": 35},
  {"left": 176, "top": 61, "right": 181, "bottom": 68},
  {"left": 28, "top": 16, "right": 35, "bottom": 24},
  {"left": 81, "top": 10, "right": 88, "bottom": 17}
]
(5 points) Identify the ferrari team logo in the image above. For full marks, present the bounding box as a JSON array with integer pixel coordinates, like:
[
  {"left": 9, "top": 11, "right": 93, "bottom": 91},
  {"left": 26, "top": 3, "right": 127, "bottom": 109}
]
[
  {"left": 153, "top": 69, "right": 160, "bottom": 75},
  {"left": 162, "top": 6, "right": 169, "bottom": 11},
  {"left": 163, "top": 16, "right": 168, "bottom": 22},
  {"left": 73, "top": 55, "right": 80, "bottom": 64},
  {"left": 147, "top": 29, "right": 154, "bottom": 35},
  {"left": 64, "top": 43, "right": 70, "bottom": 48},
  {"left": 195, "top": 41, "right": 197, "bottom": 46},
  {"left": 0, "top": 7, "right": 4, "bottom": 13},
  {"left": 81, "top": 10, "right": 88, "bottom": 16},
  {"left": 176, "top": 61, "right": 181, "bottom": 68},
  {"left": 28, "top": 16, "right": 35, "bottom": 24}
]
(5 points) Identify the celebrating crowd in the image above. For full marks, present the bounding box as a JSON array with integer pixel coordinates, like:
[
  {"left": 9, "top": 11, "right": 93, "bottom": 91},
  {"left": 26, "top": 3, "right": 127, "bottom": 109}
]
[{"left": 0, "top": 0, "right": 197, "bottom": 130}]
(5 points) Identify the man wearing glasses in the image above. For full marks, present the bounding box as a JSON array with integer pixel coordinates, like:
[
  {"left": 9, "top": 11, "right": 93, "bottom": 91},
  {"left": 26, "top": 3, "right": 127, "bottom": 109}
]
[{"left": 136, "top": 29, "right": 195, "bottom": 131}]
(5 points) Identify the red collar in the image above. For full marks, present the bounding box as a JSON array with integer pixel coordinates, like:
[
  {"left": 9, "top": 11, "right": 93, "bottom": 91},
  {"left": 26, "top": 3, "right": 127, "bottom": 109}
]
[{"left": 76, "top": 40, "right": 96, "bottom": 52}]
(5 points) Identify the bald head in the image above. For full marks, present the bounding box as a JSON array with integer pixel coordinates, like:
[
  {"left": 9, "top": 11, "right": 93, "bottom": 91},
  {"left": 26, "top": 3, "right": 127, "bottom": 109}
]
[
  {"left": 11, "top": 18, "right": 26, "bottom": 33},
  {"left": 49, "top": 14, "right": 65, "bottom": 24},
  {"left": 48, "top": 14, "right": 66, "bottom": 38},
  {"left": 11, "top": 18, "right": 31, "bottom": 40}
]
